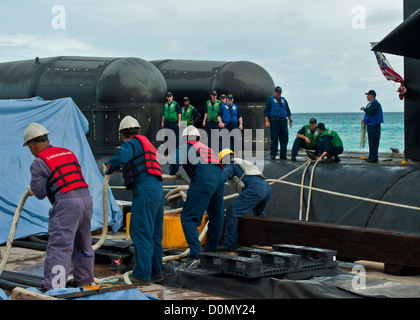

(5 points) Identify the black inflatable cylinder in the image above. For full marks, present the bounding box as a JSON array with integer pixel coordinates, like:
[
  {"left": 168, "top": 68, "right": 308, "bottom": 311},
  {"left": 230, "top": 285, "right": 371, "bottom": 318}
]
[
  {"left": 150, "top": 59, "right": 274, "bottom": 104},
  {"left": 260, "top": 160, "right": 420, "bottom": 233}
]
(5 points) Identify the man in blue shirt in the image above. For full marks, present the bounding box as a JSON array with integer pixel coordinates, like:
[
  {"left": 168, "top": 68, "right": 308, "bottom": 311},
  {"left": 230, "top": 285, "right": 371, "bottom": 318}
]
[
  {"left": 104, "top": 116, "right": 164, "bottom": 285},
  {"left": 264, "top": 86, "right": 293, "bottom": 160},
  {"left": 169, "top": 126, "right": 225, "bottom": 259},
  {"left": 361, "top": 90, "right": 384, "bottom": 163},
  {"left": 219, "top": 149, "right": 271, "bottom": 250},
  {"left": 217, "top": 94, "right": 243, "bottom": 153}
]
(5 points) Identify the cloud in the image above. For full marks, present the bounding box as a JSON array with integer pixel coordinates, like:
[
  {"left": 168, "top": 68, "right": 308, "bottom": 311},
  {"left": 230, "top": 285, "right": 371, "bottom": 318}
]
[
  {"left": 0, "top": 0, "right": 405, "bottom": 112},
  {"left": 0, "top": 32, "right": 93, "bottom": 51}
]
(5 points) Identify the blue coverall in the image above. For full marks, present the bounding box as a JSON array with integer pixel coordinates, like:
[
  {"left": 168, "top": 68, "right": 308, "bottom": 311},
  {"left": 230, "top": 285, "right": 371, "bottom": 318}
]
[
  {"left": 169, "top": 143, "right": 225, "bottom": 259},
  {"left": 30, "top": 145, "right": 94, "bottom": 290},
  {"left": 105, "top": 138, "right": 164, "bottom": 281},
  {"left": 222, "top": 162, "right": 272, "bottom": 249}
]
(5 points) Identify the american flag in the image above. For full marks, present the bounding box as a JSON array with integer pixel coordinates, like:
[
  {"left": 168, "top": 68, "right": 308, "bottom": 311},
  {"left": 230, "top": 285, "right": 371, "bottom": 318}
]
[
  {"left": 371, "top": 43, "right": 406, "bottom": 100},
  {"left": 373, "top": 51, "right": 404, "bottom": 83}
]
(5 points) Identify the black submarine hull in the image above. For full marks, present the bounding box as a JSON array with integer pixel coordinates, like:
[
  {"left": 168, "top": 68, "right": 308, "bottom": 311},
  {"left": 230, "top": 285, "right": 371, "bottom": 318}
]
[
  {"left": 0, "top": 56, "right": 273, "bottom": 154},
  {"left": 261, "top": 160, "right": 420, "bottom": 234},
  {"left": 1, "top": 55, "right": 420, "bottom": 240}
]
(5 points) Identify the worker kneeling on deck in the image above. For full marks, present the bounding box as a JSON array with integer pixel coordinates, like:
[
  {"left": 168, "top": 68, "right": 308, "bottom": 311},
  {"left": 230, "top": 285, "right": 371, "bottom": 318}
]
[
  {"left": 219, "top": 149, "right": 272, "bottom": 250},
  {"left": 316, "top": 123, "right": 344, "bottom": 163},
  {"left": 291, "top": 118, "right": 320, "bottom": 161},
  {"left": 104, "top": 116, "right": 164, "bottom": 286},
  {"left": 169, "top": 125, "right": 225, "bottom": 259},
  {"left": 24, "top": 123, "right": 94, "bottom": 291}
]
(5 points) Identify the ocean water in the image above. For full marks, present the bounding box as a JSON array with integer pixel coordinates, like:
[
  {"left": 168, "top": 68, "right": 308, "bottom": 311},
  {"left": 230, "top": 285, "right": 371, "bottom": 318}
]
[{"left": 289, "top": 112, "right": 404, "bottom": 153}]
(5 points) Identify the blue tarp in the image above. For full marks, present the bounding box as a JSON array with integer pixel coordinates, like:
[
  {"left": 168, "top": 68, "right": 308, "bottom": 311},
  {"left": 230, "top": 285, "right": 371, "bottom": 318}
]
[
  {"left": 0, "top": 97, "right": 123, "bottom": 244},
  {"left": 0, "top": 287, "right": 158, "bottom": 300}
]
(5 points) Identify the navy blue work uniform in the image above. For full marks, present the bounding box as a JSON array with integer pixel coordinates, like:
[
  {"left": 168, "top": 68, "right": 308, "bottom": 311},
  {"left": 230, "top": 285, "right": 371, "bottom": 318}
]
[
  {"left": 264, "top": 95, "right": 291, "bottom": 159},
  {"left": 222, "top": 162, "right": 272, "bottom": 249},
  {"left": 363, "top": 98, "right": 383, "bottom": 161},
  {"left": 105, "top": 137, "right": 164, "bottom": 281},
  {"left": 217, "top": 102, "right": 242, "bottom": 152},
  {"left": 169, "top": 141, "right": 225, "bottom": 258}
]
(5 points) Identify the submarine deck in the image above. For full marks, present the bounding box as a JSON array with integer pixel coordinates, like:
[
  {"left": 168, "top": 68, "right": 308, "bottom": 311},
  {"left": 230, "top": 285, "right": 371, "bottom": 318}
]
[
  {"left": 2, "top": 150, "right": 420, "bottom": 300},
  {"left": 3, "top": 230, "right": 420, "bottom": 300}
]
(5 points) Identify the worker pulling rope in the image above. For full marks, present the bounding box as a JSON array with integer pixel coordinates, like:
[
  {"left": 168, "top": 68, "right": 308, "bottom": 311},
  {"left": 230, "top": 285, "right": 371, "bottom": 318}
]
[{"left": 4, "top": 155, "right": 420, "bottom": 287}]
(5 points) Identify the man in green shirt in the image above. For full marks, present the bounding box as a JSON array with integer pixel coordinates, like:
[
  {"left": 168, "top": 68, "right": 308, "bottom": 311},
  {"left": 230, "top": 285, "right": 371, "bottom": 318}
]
[
  {"left": 181, "top": 97, "right": 201, "bottom": 125},
  {"left": 316, "top": 123, "right": 344, "bottom": 163},
  {"left": 203, "top": 91, "right": 221, "bottom": 150},
  {"left": 161, "top": 92, "right": 181, "bottom": 154},
  {"left": 291, "top": 118, "right": 320, "bottom": 161}
]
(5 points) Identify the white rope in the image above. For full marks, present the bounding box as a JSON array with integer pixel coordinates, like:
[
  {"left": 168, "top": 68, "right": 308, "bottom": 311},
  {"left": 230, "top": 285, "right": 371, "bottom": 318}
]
[
  {"left": 0, "top": 189, "right": 34, "bottom": 277},
  {"left": 97, "top": 160, "right": 420, "bottom": 285},
  {"left": 92, "top": 173, "right": 112, "bottom": 251},
  {"left": 299, "top": 160, "right": 313, "bottom": 221},
  {"left": 266, "top": 176, "right": 420, "bottom": 212},
  {"left": 305, "top": 159, "right": 320, "bottom": 221}
]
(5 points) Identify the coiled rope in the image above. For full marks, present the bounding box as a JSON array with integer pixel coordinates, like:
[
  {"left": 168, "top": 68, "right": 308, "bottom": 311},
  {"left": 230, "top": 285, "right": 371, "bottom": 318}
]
[{"left": 360, "top": 120, "right": 367, "bottom": 148}]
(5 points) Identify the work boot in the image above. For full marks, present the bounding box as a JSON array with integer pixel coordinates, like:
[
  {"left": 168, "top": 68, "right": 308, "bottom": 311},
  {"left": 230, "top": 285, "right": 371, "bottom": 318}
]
[
  {"left": 322, "top": 156, "right": 333, "bottom": 163},
  {"left": 67, "top": 279, "right": 95, "bottom": 288},
  {"left": 306, "top": 150, "right": 317, "bottom": 160},
  {"left": 218, "top": 245, "right": 236, "bottom": 252},
  {"left": 129, "top": 275, "right": 151, "bottom": 286}
]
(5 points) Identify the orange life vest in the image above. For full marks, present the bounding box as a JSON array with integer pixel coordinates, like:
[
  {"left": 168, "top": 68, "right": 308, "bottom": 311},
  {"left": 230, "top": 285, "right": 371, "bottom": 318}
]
[
  {"left": 37, "top": 146, "right": 88, "bottom": 203},
  {"left": 122, "top": 135, "right": 162, "bottom": 189},
  {"left": 186, "top": 141, "right": 223, "bottom": 168}
]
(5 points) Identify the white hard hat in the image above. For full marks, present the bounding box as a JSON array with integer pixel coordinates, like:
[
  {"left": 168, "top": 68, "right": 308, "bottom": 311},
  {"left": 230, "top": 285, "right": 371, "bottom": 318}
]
[
  {"left": 181, "top": 125, "right": 201, "bottom": 139},
  {"left": 119, "top": 116, "right": 141, "bottom": 132},
  {"left": 23, "top": 123, "right": 49, "bottom": 146}
]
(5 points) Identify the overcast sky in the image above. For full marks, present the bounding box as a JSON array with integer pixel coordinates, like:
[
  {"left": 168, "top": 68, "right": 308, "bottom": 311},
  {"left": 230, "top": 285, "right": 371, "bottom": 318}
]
[{"left": 0, "top": 0, "right": 405, "bottom": 112}]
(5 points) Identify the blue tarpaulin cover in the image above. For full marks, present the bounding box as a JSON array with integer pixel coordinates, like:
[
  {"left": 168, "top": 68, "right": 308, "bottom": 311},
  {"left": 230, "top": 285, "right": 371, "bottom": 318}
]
[
  {"left": 0, "top": 97, "right": 123, "bottom": 244},
  {"left": 0, "top": 287, "right": 158, "bottom": 300}
]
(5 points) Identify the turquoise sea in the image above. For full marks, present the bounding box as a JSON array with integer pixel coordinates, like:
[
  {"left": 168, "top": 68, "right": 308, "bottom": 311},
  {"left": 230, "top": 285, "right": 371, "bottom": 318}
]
[{"left": 290, "top": 112, "right": 404, "bottom": 153}]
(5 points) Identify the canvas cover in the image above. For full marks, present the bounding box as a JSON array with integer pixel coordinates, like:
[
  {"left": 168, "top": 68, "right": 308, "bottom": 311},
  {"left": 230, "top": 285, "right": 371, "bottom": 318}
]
[{"left": 0, "top": 97, "right": 122, "bottom": 244}]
